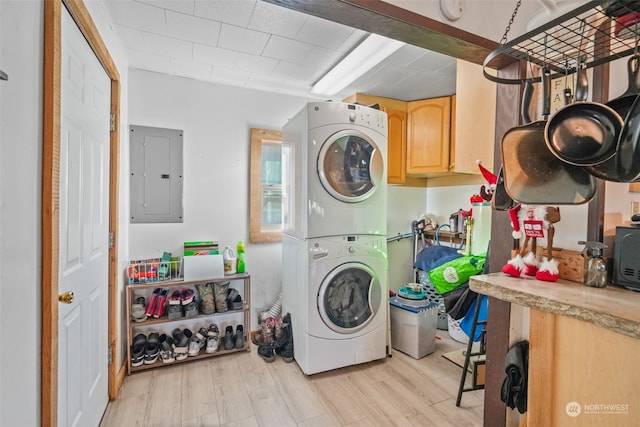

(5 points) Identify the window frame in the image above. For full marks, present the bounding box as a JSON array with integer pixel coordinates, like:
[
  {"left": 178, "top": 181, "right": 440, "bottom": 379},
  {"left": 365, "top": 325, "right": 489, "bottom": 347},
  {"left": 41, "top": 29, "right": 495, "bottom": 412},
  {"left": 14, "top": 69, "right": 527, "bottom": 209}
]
[{"left": 249, "top": 128, "right": 283, "bottom": 243}]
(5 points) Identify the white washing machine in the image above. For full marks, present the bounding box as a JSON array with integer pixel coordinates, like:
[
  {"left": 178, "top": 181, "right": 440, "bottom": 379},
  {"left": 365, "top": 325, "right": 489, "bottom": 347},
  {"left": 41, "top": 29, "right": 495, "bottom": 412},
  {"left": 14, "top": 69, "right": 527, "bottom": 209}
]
[
  {"left": 282, "top": 234, "right": 388, "bottom": 375},
  {"left": 282, "top": 102, "right": 388, "bottom": 239}
]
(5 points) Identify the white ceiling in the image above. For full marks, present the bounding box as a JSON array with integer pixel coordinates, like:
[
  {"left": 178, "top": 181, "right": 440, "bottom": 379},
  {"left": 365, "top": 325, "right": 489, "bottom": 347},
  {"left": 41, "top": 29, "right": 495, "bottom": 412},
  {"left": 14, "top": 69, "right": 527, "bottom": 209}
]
[{"left": 100, "top": 0, "right": 457, "bottom": 101}]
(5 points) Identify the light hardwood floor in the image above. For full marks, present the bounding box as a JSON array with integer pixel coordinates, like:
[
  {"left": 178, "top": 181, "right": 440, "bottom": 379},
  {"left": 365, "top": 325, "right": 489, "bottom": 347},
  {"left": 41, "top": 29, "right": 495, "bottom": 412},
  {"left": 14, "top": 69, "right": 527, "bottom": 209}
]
[{"left": 101, "top": 333, "right": 483, "bottom": 427}]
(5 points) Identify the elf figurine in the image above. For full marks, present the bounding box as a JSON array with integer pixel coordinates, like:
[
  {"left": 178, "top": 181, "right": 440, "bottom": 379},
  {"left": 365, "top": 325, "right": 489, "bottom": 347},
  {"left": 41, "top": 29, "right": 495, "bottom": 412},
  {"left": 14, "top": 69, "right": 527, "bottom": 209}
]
[{"left": 502, "top": 204, "right": 561, "bottom": 282}]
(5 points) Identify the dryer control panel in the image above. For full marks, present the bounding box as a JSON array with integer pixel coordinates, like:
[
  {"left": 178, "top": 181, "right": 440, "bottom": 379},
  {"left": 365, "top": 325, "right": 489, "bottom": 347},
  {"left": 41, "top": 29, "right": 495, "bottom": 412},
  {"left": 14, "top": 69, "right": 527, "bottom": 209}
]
[{"left": 307, "top": 102, "right": 387, "bottom": 136}]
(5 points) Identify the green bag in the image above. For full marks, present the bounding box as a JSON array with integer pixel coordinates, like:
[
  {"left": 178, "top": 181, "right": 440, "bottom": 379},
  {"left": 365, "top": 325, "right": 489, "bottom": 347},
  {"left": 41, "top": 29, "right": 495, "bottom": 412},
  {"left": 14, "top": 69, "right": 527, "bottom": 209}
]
[{"left": 428, "top": 255, "right": 485, "bottom": 294}]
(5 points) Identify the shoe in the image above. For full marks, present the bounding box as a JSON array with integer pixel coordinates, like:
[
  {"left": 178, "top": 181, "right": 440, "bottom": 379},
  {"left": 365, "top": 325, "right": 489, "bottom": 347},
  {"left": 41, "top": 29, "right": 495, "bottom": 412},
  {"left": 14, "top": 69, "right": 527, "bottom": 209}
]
[
  {"left": 181, "top": 288, "right": 194, "bottom": 305},
  {"left": 130, "top": 344, "right": 145, "bottom": 367},
  {"left": 183, "top": 300, "right": 199, "bottom": 318},
  {"left": 172, "top": 328, "right": 189, "bottom": 361},
  {"left": 145, "top": 288, "right": 162, "bottom": 317},
  {"left": 130, "top": 297, "right": 147, "bottom": 322},
  {"left": 235, "top": 325, "right": 245, "bottom": 349},
  {"left": 159, "top": 334, "right": 175, "bottom": 363},
  {"left": 275, "top": 313, "right": 294, "bottom": 363},
  {"left": 132, "top": 333, "right": 147, "bottom": 348},
  {"left": 523, "top": 252, "right": 539, "bottom": 276},
  {"left": 167, "top": 294, "right": 183, "bottom": 320},
  {"left": 144, "top": 341, "right": 159, "bottom": 364},
  {"left": 502, "top": 255, "right": 524, "bottom": 278},
  {"left": 227, "top": 288, "right": 243, "bottom": 311},
  {"left": 188, "top": 328, "right": 207, "bottom": 357},
  {"left": 214, "top": 282, "right": 229, "bottom": 312},
  {"left": 197, "top": 283, "right": 216, "bottom": 315},
  {"left": 224, "top": 325, "right": 235, "bottom": 350},
  {"left": 153, "top": 289, "right": 168, "bottom": 318},
  {"left": 535, "top": 257, "right": 559, "bottom": 282},
  {"left": 206, "top": 324, "right": 220, "bottom": 354},
  {"left": 257, "top": 342, "right": 275, "bottom": 363}
]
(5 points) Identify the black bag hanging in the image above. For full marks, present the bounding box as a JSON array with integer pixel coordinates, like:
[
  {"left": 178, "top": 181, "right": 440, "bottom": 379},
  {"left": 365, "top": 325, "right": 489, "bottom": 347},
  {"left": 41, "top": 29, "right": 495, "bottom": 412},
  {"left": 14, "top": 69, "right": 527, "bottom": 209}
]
[{"left": 500, "top": 340, "right": 529, "bottom": 414}]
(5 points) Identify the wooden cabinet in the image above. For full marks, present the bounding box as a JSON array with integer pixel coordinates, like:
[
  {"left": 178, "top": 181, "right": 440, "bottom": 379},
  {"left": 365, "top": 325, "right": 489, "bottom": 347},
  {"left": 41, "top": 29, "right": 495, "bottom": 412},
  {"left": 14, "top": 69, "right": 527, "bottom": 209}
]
[
  {"left": 125, "top": 273, "right": 251, "bottom": 374},
  {"left": 451, "top": 59, "right": 496, "bottom": 174},
  {"left": 406, "top": 96, "right": 452, "bottom": 175}
]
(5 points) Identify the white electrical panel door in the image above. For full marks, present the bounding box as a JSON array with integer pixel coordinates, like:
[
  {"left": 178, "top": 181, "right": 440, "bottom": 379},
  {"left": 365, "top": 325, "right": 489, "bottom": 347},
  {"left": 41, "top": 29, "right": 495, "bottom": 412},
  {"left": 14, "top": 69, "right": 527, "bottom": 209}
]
[{"left": 130, "top": 125, "right": 184, "bottom": 223}]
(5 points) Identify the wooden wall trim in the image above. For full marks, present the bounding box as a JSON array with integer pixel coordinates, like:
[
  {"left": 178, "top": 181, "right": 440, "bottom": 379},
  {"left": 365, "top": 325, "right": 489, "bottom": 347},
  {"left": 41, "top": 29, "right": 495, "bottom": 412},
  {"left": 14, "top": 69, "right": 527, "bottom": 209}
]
[
  {"left": 42, "top": 1, "right": 121, "bottom": 425},
  {"left": 42, "top": 1, "right": 62, "bottom": 425},
  {"left": 527, "top": 309, "right": 556, "bottom": 426}
]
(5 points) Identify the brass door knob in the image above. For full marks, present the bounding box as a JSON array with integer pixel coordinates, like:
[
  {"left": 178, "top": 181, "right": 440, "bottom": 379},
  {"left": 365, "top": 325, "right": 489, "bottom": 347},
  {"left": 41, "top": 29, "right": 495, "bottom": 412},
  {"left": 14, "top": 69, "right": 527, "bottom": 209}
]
[{"left": 58, "top": 291, "right": 74, "bottom": 304}]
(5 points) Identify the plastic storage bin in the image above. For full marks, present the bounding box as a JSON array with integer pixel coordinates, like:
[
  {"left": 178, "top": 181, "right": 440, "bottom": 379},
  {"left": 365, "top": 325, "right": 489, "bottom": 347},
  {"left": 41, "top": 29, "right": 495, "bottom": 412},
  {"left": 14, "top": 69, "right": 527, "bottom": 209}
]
[{"left": 389, "top": 297, "right": 438, "bottom": 359}]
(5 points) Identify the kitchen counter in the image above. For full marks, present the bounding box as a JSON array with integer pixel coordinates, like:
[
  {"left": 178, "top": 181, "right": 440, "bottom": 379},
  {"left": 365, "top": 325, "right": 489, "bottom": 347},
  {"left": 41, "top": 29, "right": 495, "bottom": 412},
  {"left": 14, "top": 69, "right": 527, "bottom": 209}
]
[
  {"left": 470, "top": 273, "right": 640, "bottom": 426},
  {"left": 469, "top": 273, "right": 640, "bottom": 340}
]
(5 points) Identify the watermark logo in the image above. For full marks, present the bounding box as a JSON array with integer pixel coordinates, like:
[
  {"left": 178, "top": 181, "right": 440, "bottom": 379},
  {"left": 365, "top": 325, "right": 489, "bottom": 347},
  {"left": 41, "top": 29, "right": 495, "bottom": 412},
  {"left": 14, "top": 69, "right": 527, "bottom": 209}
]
[
  {"left": 565, "top": 401, "right": 630, "bottom": 417},
  {"left": 566, "top": 401, "right": 581, "bottom": 417}
]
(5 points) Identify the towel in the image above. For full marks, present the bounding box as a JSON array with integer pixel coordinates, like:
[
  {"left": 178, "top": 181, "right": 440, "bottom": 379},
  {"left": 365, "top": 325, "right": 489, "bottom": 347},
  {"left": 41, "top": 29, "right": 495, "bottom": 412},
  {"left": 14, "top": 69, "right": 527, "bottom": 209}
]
[{"left": 500, "top": 340, "right": 529, "bottom": 414}]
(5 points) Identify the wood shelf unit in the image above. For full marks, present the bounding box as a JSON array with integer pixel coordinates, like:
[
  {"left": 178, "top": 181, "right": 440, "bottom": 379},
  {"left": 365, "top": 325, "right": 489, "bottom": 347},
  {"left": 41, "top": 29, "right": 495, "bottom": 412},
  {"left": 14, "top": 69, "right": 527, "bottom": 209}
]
[{"left": 125, "top": 273, "right": 251, "bottom": 374}]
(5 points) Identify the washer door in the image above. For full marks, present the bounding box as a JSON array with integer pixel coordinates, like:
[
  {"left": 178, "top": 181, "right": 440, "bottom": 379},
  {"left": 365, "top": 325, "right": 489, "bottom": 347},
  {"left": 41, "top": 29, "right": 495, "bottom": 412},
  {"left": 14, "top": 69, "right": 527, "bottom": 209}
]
[
  {"left": 317, "top": 130, "right": 383, "bottom": 203},
  {"left": 318, "top": 262, "right": 382, "bottom": 334}
]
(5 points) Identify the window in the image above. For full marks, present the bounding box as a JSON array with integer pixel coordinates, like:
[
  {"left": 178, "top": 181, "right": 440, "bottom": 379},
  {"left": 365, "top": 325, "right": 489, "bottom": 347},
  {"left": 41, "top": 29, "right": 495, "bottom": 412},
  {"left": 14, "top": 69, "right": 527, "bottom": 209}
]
[{"left": 249, "top": 128, "right": 283, "bottom": 243}]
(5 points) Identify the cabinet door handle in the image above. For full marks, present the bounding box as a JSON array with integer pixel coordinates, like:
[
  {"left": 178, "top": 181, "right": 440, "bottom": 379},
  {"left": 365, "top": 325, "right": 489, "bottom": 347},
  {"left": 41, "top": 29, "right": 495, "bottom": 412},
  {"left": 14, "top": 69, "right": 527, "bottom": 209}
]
[{"left": 449, "top": 163, "right": 455, "bottom": 170}]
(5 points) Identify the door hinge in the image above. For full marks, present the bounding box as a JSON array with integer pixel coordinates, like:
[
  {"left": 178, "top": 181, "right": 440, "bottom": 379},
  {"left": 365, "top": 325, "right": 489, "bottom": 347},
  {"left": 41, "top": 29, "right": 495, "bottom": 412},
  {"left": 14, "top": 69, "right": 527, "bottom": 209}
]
[
  {"left": 108, "top": 231, "right": 114, "bottom": 249},
  {"left": 110, "top": 113, "right": 116, "bottom": 132},
  {"left": 108, "top": 347, "right": 113, "bottom": 365}
]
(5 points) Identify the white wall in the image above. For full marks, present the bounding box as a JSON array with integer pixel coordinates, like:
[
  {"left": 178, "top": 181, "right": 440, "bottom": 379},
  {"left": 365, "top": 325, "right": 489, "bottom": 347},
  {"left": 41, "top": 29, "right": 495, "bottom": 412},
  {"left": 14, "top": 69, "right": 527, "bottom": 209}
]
[
  {"left": 0, "top": 1, "right": 128, "bottom": 425},
  {"left": 0, "top": 2, "right": 42, "bottom": 425}
]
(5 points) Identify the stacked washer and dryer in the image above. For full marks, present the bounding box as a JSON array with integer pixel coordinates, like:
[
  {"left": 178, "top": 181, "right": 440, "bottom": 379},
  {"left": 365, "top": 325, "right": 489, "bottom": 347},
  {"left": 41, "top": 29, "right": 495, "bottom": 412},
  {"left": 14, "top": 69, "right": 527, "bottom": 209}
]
[{"left": 281, "top": 102, "right": 389, "bottom": 375}]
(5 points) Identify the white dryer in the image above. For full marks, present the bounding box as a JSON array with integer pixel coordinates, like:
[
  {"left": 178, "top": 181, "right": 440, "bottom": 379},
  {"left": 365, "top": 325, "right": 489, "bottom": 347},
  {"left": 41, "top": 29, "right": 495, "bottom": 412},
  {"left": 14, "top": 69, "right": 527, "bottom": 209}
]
[
  {"left": 282, "top": 234, "right": 388, "bottom": 375},
  {"left": 282, "top": 102, "right": 388, "bottom": 239}
]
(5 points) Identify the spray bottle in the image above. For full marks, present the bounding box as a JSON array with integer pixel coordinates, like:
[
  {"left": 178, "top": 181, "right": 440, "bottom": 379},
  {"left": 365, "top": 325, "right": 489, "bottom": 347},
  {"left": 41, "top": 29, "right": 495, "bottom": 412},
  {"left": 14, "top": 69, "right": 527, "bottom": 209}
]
[
  {"left": 236, "top": 240, "right": 246, "bottom": 273},
  {"left": 578, "top": 241, "right": 608, "bottom": 288}
]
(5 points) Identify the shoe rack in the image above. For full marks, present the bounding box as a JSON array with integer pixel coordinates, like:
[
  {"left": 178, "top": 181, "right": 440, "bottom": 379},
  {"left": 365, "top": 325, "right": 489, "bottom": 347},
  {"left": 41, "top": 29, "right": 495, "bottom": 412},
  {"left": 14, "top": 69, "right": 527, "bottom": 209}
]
[{"left": 125, "top": 273, "right": 251, "bottom": 374}]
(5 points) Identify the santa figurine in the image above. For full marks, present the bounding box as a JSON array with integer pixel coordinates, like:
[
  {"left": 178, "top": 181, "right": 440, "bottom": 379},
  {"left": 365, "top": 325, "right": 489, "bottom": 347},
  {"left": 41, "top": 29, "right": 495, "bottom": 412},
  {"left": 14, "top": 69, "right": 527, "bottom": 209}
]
[{"left": 502, "top": 204, "right": 561, "bottom": 282}]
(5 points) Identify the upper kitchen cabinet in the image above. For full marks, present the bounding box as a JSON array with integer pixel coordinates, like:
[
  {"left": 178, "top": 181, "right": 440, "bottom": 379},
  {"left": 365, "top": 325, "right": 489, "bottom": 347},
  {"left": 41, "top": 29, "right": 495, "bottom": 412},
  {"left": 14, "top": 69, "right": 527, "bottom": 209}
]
[
  {"left": 343, "top": 93, "right": 427, "bottom": 186},
  {"left": 406, "top": 96, "right": 452, "bottom": 175},
  {"left": 451, "top": 59, "right": 497, "bottom": 174}
]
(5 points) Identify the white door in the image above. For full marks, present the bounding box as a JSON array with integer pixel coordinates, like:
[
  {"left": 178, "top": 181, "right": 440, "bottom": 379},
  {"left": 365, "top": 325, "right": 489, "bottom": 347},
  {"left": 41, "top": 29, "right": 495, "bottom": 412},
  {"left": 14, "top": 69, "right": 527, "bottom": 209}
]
[{"left": 58, "top": 7, "right": 111, "bottom": 427}]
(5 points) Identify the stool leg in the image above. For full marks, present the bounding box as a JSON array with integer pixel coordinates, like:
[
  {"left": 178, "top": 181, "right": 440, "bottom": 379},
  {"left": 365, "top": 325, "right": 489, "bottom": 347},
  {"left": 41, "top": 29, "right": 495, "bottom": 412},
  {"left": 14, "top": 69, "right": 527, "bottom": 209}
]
[{"left": 456, "top": 293, "right": 483, "bottom": 407}]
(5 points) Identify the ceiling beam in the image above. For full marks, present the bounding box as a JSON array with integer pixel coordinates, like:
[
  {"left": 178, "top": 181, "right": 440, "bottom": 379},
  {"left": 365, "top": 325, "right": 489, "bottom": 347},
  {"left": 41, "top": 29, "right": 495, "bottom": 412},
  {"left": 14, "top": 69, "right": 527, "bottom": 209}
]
[{"left": 262, "top": 0, "right": 515, "bottom": 69}]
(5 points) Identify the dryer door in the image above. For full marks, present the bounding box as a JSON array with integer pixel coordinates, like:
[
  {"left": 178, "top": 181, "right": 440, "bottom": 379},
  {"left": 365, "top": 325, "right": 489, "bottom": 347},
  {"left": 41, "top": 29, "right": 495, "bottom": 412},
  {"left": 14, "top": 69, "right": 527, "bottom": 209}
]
[
  {"left": 318, "top": 262, "right": 382, "bottom": 334},
  {"left": 317, "top": 130, "right": 383, "bottom": 203}
]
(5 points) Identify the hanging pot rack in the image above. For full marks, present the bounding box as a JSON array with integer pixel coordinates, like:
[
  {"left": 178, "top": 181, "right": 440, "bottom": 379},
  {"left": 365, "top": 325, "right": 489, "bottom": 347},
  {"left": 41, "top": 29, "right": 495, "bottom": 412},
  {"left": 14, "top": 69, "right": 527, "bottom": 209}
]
[{"left": 483, "top": 0, "right": 640, "bottom": 85}]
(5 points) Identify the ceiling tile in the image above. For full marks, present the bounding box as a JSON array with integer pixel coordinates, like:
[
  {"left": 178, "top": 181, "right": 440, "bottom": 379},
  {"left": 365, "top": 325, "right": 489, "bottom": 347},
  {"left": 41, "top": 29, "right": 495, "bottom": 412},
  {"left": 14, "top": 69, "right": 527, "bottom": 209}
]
[
  {"left": 104, "top": 0, "right": 167, "bottom": 35},
  {"left": 218, "top": 24, "right": 269, "bottom": 55},
  {"left": 193, "top": 43, "right": 238, "bottom": 67},
  {"left": 126, "top": 48, "right": 171, "bottom": 71},
  {"left": 166, "top": 10, "right": 220, "bottom": 46},
  {"left": 272, "top": 60, "right": 316, "bottom": 81},
  {"left": 143, "top": 32, "right": 194, "bottom": 61},
  {"left": 137, "top": 0, "right": 195, "bottom": 15},
  {"left": 167, "top": 58, "right": 213, "bottom": 80},
  {"left": 210, "top": 66, "right": 251, "bottom": 86},
  {"left": 113, "top": 24, "right": 145, "bottom": 49},
  {"left": 296, "top": 16, "right": 357, "bottom": 50},
  {"left": 248, "top": 1, "right": 307, "bottom": 39},
  {"left": 263, "top": 36, "right": 313, "bottom": 63},
  {"left": 235, "top": 52, "right": 278, "bottom": 74},
  {"left": 193, "top": 0, "right": 256, "bottom": 27},
  {"left": 301, "top": 46, "right": 342, "bottom": 69}
]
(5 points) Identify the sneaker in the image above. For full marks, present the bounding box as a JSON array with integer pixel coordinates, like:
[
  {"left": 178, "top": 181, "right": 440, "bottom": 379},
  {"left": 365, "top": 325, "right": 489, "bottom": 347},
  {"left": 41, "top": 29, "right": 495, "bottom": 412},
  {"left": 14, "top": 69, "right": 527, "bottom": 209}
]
[
  {"left": 145, "top": 288, "right": 162, "bottom": 317},
  {"left": 132, "top": 333, "right": 147, "bottom": 348},
  {"left": 183, "top": 300, "right": 199, "bottom": 318},
  {"left": 159, "top": 334, "right": 175, "bottom": 364},
  {"left": 153, "top": 289, "right": 168, "bottom": 318},
  {"left": 206, "top": 324, "right": 220, "bottom": 354},
  {"left": 235, "top": 325, "right": 245, "bottom": 349},
  {"left": 197, "top": 283, "right": 216, "bottom": 314},
  {"left": 188, "top": 328, "right": 205, "bottom": 357},
  {"left": 275, "top": 313, "right": 294, "bottom": 363},
  {"left": 130, "top": 344, "right": 145, "bottom": 367},
  {"left": 181, "top": 288, "right": 194, "bottom": 305},
  {"left": 130, "top": 297, "right": 147, "bottom": 322},
  {"left": 224, "top": 325, "right": 234, "bottom": 350}
]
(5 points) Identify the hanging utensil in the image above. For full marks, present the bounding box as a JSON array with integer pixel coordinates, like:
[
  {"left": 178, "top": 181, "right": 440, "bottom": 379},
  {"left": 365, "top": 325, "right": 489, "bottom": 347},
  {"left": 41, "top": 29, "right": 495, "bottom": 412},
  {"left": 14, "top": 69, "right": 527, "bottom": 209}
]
[{"left": 501, "top": 67, "right": 597, "bottom": 204}]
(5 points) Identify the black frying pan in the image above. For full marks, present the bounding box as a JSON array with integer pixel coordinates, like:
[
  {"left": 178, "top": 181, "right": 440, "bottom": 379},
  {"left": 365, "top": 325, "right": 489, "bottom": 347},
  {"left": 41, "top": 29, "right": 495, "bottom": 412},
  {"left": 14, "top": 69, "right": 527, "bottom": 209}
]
[
  {"left": 492, "top": 166, "right": 516, "bottom": 211},
  {"left": 544, "top": 57, "right": 624, "bottom": 167},
  {"left": 502, "top": 68, "right": 597, "bottom": 204},
  {"left": 616, "top": 93, "right": 640, "bottom": 181},
  {"left": 587, "top": 56, "right": 640, "bottom": 181}
]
